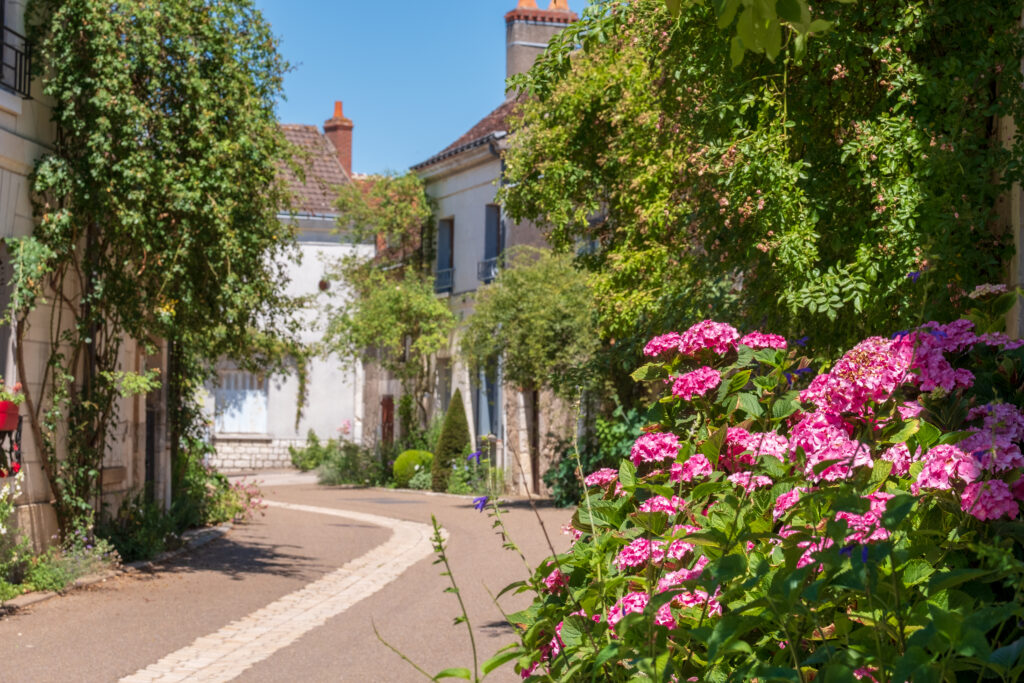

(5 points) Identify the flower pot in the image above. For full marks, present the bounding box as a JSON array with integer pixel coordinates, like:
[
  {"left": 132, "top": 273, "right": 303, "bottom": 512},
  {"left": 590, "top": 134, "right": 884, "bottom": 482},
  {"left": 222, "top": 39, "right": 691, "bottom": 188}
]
[{"left": 0, "top": 401, "right": 19, "bottom": 432}]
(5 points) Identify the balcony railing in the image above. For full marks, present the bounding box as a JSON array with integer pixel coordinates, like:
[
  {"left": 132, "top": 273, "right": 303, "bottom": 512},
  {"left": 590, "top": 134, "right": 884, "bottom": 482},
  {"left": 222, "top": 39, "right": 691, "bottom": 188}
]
[
  {"left": 477, "top": 257, "right": 499, "bottom": 284},
  {"left": 0, "top": 16, "right": 30, "bottom": 98},
  {"left": 434, "top": 268, "right": 453, "bottom": 294}
]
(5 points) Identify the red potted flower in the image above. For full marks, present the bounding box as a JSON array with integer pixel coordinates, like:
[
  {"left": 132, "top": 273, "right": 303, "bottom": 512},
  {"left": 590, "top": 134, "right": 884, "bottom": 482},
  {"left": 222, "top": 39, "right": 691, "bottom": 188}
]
[{"left": 0, "top": 379, "right": 24, "bottom": 432}]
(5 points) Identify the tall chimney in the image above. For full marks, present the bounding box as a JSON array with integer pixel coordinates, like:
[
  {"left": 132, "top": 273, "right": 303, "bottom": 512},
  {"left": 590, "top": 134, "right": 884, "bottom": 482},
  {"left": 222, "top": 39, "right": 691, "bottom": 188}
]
[
  {"left": 505, "top": 0, "right": 576, "bottom": 82},
  {"left": 323, "top": 101, "right": 354, "bottom": 177}
]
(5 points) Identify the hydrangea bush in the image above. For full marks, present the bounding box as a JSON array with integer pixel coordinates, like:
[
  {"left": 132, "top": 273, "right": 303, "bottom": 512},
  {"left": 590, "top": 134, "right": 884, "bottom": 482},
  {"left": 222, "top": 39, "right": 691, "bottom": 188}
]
[{"left": 497, "top": 306, "right": 1024, "bottom": 681}]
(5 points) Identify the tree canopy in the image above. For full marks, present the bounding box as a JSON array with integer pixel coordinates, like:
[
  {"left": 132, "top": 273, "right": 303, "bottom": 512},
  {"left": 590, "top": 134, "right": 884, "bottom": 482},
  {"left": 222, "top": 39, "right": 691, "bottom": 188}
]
[{"left": 502, "top": 0, "right": 1024, "bottom": 367}]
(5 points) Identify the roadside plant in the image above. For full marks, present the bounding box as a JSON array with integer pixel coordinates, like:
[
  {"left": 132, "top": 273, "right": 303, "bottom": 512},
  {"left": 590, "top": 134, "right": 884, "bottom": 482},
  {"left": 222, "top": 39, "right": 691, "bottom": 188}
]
[
  {"left": 500, "top": 307, "right": 1024, "bottom": 681},
  {"left": 432, "top": 389, "right": 471, "bottom": 493},
  {"left": 0, "top": 379, "right": 24, "bottom": 405}
]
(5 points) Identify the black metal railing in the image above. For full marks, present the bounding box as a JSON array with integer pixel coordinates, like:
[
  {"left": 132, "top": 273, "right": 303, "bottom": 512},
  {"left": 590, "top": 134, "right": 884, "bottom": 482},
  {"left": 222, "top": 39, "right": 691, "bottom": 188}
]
[
  {"left": 0, "top": 14, "right": 30, "bottom": 98},
  {"left": 477, "top": 257, "right": 499, "bottom": 284},
  {"left": 434, "top": 268, "right": 454, "bottom": 294},
  {"left": 0, "top": 416, "right": 22, "bottom": 475}
]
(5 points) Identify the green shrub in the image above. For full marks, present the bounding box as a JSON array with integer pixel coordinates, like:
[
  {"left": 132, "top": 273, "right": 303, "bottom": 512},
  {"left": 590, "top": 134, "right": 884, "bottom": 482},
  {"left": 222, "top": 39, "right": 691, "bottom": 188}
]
[
  {"left": 289, "top": 430, "right": 331, "bottom": 471},
  {"left": 408, "top": 466, "right": 432, "bottom": 490},
  {"left": 23, "top": 548, "right": 73, "bottom": 593},
  {"left": 318, "top": 441, "right": 389, "bottom": 486},
  {"left": 95, "top": 493, "right": 177, "bottom": 564},
  {"left": 431, "top": 389, "right": 470, "bottom": 492},
  {"left": 393, "top": 450, "right": 433, "bottom": 488}
]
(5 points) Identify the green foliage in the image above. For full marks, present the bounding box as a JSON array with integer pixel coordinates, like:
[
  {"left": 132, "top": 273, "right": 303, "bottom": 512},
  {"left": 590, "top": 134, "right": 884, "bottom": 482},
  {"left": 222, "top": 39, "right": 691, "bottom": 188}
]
[
  {"left": 289, "top": 430, "right": 333, "bottom": 472},
  {"left": 431, "top": 389, "right": 471, "bottom": 493},
  {"left": 393, "top": 450, "right": 434, "bottom": 488},
  {"left": 408, "top": 466, "right": 433, "bottom": 491},
  {"left": 18, "top": 0, "right": 303, "bottom": 536},
  {"left": 462, "top": 247, "right": 597, "bottom": 396},
  {"left": 95, "top": 493, "right": 178, "bottom": 564},
  {"left": 447, "top": 453, "right": 502, "bottom": 497},
  {"left": 317, "top": 441, "right": 390, "bottom": 487},
  {"left": 334, "top": 172, "right": 433, "bottom": 267},
  {"left": 503, "top": 0, "right": 1024, "bottom": 368}
]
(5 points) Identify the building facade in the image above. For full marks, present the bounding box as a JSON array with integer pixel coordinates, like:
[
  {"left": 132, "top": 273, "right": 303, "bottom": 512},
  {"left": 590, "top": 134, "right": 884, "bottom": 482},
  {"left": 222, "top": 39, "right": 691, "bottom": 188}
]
[
  {"left": 205, "top": 103, "right": 372, "bottom": 471},
  {"left": 399, "top": 0, "right": 577, "bottom": 494}
]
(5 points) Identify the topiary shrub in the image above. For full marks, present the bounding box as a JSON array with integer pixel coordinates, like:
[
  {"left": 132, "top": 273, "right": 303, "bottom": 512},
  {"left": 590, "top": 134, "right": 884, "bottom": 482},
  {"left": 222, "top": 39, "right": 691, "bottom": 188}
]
[
  {"left": 431, "top": 389, "right": 470, "bottom": 492},
  {"left": 393, "top": 450, "right": 433, "bottom": 488}
]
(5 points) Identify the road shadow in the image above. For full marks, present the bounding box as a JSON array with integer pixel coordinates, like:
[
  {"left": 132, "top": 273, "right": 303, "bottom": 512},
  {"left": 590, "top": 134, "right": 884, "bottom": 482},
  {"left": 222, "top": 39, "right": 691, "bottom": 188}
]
[{"left": 156, "top": 536, "right": 330, "bottom": 582}]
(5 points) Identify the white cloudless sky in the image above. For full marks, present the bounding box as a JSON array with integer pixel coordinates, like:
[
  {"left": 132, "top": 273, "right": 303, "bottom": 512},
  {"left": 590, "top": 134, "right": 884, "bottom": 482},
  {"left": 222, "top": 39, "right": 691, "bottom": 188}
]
[{"left": 252, "top": 0, "right": 588, "bottom": 175}]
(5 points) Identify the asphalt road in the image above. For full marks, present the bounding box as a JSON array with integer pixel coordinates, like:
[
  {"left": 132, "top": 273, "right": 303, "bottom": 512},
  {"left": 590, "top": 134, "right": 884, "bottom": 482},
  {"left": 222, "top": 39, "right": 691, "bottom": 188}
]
[{"left": 0, "top": 474, "right": 573, "bottom": 682}]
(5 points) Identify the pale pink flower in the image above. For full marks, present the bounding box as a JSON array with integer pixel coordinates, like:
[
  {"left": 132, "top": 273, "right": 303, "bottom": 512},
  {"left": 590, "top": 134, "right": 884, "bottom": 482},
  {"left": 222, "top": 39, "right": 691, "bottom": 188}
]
[
  {"left": 609, "top": 592, "right": 676, "bottom": 630},
  {"left": 672, "top": 366, "right": 722, "bottom": 400},
  {"left": 738, "top": 331, "right": 788, "bottom": 350},
  {"left": 914, "top": 444, "right": 980, "bottom": 492},
  {"left": 631, "top": 432, "right": 681, "bottom": 466},
  {"left": 543, "top": 569, "right": 569, "bottom": 593},
  {"left": 727, "top": 471, "right": 773, "bottom": 492},
  {"left": 670, "top": 454, "right": 713, "bottom": 482},
  {"left": 638, "top": 495, "right": 686, "bottom": 514},
  {"left": 657, "top": 555, "right": 710, "bottom": 591},
  {"left": 677, "top": 320, "right": 740, "bottom": 356},
  {"left": 881, "top": 442, "right": 922, "bottom": 477},
  {"left": 584, "top": 467, "right": 618, "bottom": 488},
  {"left": 800, "top": 336, "right": 913, "bottom": 415},
  {"left": 789, "top": 412, "right": 872, "bottom": 482},
  {"left": 643, "top": 332, "right": 683, "bottom": 357},
  {"left": 773, "top": 487, "right": 807, "bottom": 520},
  {"left": 961, "top": 480, "right": 1020, "bottom": 521}
]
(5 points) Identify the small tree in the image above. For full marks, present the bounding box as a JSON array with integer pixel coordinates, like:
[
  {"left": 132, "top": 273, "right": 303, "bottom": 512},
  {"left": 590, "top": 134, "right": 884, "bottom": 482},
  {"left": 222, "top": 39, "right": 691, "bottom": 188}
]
[{"left": 431, "top": 389, "right": 469, "bottom": 493}]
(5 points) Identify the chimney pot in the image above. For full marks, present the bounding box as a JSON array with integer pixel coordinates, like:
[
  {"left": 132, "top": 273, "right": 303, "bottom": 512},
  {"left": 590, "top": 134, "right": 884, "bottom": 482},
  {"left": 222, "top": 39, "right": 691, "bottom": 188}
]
[
  {"left": 547, "top": 0, "right": 569, "bottom": 9},
  {"left": 324, "top": 101, "right": 354, "bottom": 177},
  {"left": 516, "top": 0, "right": 538, "bottom": 7}
]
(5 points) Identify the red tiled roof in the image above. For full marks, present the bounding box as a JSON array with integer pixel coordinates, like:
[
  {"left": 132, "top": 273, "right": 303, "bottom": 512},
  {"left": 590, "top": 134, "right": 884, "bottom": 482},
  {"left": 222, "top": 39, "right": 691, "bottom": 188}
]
[
  {"left": 279, "top": 124, "right": 351, "bottom": 215},
  {"left": 413, "top": 96, "right": 524, "bottom": 170}
]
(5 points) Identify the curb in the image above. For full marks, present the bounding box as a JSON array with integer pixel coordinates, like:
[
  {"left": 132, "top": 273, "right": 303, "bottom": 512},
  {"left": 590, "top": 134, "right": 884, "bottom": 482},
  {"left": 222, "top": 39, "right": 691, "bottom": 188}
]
[{"left": 3, "top": 522, "right": 233, "bottom": 612}]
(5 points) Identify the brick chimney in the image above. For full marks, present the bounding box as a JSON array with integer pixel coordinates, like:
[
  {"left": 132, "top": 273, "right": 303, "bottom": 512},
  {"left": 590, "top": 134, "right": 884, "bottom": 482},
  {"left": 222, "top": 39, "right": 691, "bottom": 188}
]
[
  {"left": 505, "top": 0, "right": 576, "bottom": 81},
  {"left": 323, "top": 101, "right": 354, "bottom": 177}
]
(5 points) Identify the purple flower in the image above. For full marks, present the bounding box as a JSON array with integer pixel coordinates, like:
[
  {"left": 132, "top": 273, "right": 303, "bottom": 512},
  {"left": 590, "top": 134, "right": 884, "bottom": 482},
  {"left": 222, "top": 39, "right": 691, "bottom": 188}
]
[
  {"left": 891, "top": 330, "right": 910, "bottom": 340},
  {"left": 861, "top": 546, "right": 869, "bottom": 564},
  {"left": 907, "top": 271, "right": 921, "bottom": 283},
  {"left": 467, "top": 451, "right": 482, "bottom": 465},
  {"left": 793, "top": 336, "right": 809, "bottom": 348},
  {"left": 472, "top": 496, "right": 489, "bottom": 512}
]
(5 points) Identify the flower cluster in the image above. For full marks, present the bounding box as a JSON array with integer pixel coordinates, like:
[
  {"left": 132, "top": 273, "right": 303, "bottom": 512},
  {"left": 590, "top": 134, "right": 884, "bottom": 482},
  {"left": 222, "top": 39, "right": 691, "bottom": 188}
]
[{"left": 514, "top": 318, "right": 1024, "bottom": 682}]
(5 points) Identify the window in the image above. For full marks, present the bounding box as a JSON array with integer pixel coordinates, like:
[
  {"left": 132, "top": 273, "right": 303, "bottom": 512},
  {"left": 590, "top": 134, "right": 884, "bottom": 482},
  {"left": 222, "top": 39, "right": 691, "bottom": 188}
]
[
  {"left": 213, "top": 369, "right": 268, "bottom": 434},
  {"left": 435, "top": 218, "right": 454, "bottom": 294},
  {"left": 0, "top": 3, "right": 30, "bottom": 98},
  {"left": 478, "top": 205, "right": 501, "bottom": 283}
]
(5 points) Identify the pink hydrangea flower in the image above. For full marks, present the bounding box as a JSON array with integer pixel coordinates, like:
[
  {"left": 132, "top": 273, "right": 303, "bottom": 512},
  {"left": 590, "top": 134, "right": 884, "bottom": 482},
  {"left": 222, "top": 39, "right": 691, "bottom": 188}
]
[
  {"left": 614, "top": 538, "right": 663, "bottom": 570},
  {"left": 672, "top": 366, "right": 722, "bottom": 400},
  {"left": 543, "top": 568, "right": 569, "bottom": 593},
  {"left": 670, "top": 454, "right": 713, "bottom": 482},
  {"left": 961, "top": 403, "right": 1024, "bottom": 471},
  {"left": 674, "top": 589, "right": 723, "bottom": 617},
  {"left": 727, "top": 471, "right": 773, "bottom": 492},
  {"left": 911, "top": 321, "right": 977, "bottom": 392},
  {"left": 630, "top": 432, "right": 681, "bottom": 466},
  {"left": 961, "top": 480, "right": 1020, "bottom": 521},
  {"left": 638, "top": 495, "right": 686, "bottom": 514},
  {"left": 913, "top": 444, "right": 980, "bottom": 493},
  {"left": 584, "top": 467, "right": 619, "bottom": 488},
  {"left": 738, "top": 331, "right": 787, "bottom": 350},
  {"left": 854, "top": 667, "right": 880, "bottom": 682},
  {"left": 800, "top": 336, "right": 913, "bottom": 415},
  {"left": 796, "top": 536, "right": 835, "bottom": 571},
  {"left": 773, "top": 487, "right": 807, "bottom": 520},
  {"left": 789, "top": 412, "right": 872, "bottom": 482},
  {"left": 976, "top": 332, "right": 1024, "bottom": 350},
  {"left": 897, "top": 401, "right": 923, "bottom": 420},
  {"left": 643, "top": 332, "right": 683, "bottom": 357},
  {"left": 609, "top": 592, "right": 676, "bottom": 630},
  {"left": 968, "top": 283, "right": 1008, "bottom": 299},
  {"left": 881, "top": 442, "right": 922, "bottom": 477},
  {"left": 657, "top": 555, "right": 710, "bottom": 591},
  {"left": 835, "top": 492, "right": 893, "bottom": 544},
  {"left": 677, "top": 320, "right": 740, "bottom": 356}
]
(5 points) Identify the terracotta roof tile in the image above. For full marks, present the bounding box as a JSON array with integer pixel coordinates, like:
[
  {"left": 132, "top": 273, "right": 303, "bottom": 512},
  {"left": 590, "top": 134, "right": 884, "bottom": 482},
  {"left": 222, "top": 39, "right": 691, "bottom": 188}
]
[
  {"left": 279, "top": 124, "right": 351, "bottom": 215},
  {"left": 413, "top": 96, "right": 524, "bottom": 169}
]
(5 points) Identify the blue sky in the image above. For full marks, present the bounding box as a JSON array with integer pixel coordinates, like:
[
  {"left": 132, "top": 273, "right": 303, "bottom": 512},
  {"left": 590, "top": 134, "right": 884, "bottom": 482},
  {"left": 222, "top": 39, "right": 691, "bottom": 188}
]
[{"left": 252, "top": 0, "right": 588, "bottom": 175}]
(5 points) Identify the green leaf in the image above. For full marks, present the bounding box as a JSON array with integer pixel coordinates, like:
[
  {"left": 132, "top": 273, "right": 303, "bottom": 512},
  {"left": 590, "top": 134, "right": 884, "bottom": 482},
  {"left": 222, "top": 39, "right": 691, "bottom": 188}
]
[
  {"left": 619, "top": 459, "right": 637, "bottom": 488},
  {"left": 883, "top": 419, "right": 919, "bottom": 444},
  {"left": 916, "top": 421, "right": 942, "bottom": 449},
  {"left": 729, "top": 369, "right": 752, "bottom": 392},
  {"left": 880, "top": 493, "right": 916, "bottom": 529},
  {"left": 737, "top": 393, "right": 764, "bottom": 417},
  {"left": 776, "top": 0, "right": 803, "bottom": 23},
  {"left": 928, "top": 568, "right": 994, "bottom": 593},
  {"left": 631, "top": 363, "right": 668, "bottom": 382},
  {"left": 902, "top": 559, "right": 935, "bottom": 587},
  {"left": 433, "top": 668, "right": 471, "bottom": 680},
  {"left": 807, "top": 19, "right": 832, "bottom": 33},
  {"left": 482, "top": 649, "right": 521, "bottom": 675},
  {"left": 665, "top": 0, "right": 682, "bottom": 17},
  {"left": 701, "top": 427, "right": 727, "bottom": 464}
]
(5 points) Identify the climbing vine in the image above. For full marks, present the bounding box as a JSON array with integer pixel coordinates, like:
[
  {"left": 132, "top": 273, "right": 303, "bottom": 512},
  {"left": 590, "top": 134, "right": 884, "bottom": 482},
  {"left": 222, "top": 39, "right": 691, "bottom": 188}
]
[{"left": 15, "top": 0, "right": 303, "bottom": 535}]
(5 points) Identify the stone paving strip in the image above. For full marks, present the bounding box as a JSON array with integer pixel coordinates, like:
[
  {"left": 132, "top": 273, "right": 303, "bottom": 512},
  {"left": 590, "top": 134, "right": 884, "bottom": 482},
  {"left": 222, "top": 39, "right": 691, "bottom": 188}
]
[{"left": 120, "top": 501, "right": 436, "bottom": 683}]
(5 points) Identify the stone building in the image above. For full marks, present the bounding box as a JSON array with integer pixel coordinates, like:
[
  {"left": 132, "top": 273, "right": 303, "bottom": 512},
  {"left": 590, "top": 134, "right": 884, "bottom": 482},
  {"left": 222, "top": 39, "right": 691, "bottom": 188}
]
[
  {"left": 205, "top": 102, "right": 373, "bottom": 471},
  {"left": 363, "top": 0, "right": 578, "bottom": 494}
]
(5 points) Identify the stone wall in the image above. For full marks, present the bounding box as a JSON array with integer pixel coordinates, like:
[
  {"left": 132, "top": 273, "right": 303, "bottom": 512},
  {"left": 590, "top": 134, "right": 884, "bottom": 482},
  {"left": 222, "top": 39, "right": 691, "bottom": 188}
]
[{"left": 207, "top": 437, "right": 304, "bottom": 472}]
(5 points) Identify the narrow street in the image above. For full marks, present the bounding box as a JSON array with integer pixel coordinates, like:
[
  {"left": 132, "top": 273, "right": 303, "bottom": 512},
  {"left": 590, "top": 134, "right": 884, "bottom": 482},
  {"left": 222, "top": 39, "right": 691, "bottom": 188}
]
[{"left": 0, "top": 474, "right": 572, "bottom": 682}]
